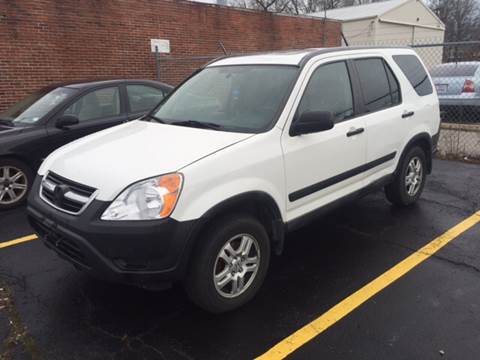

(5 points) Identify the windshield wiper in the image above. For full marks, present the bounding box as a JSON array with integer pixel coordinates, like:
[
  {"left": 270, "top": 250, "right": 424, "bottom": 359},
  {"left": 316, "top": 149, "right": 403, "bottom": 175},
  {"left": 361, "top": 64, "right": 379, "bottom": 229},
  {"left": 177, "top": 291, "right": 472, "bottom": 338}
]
[
  {"left": 172, "top": 120, "right": 223, "bottom": 131},
  {"left": 142, "top": 113, "right": 166, "bottom": 124}
]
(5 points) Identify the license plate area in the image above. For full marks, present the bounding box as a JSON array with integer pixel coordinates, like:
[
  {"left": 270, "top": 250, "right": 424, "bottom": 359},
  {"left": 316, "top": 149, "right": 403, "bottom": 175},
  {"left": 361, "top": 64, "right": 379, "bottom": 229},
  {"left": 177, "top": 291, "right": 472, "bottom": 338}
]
[{"left": 435, "top": 84, "right": 448, "bottom": 94}]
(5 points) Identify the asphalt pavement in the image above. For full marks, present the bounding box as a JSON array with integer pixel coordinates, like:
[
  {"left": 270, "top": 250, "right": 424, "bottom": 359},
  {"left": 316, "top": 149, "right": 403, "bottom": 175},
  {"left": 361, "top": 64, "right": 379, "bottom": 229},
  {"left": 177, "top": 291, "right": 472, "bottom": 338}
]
[{"left": 1, "top": 159, "right": 479, "bottom": 360}]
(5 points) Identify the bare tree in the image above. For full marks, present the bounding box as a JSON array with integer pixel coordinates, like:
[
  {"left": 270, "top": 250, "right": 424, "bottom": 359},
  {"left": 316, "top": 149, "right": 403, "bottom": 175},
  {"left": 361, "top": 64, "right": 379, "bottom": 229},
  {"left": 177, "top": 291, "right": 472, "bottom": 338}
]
[
  {"left": 285, "top": 0, "right": 334, "bottom": 14},
  {"left": 228, "top": 0, "right": 386, "bottom": 14},
  {"left": 230, "top": 0, "right": 291, "bottom": 12},
  {"left": 429, "top": 0, "right": 480, "bottom": 42}
]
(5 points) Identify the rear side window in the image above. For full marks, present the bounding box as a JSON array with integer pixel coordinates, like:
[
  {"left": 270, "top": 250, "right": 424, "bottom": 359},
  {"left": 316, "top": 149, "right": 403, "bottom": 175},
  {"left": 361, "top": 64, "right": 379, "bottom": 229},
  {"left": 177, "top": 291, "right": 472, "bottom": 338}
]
[
  {"left": 355, "top": 58, "right": 401, "bottom": 113},
  {"left": 393, "top": 55, "right": 433, "bottom": 96},
  {"left": 127, "top": 85, "right": 165, "bottom": 113},
  {"left": 385, "top": 64, "right": 401, "bottom": 105}
]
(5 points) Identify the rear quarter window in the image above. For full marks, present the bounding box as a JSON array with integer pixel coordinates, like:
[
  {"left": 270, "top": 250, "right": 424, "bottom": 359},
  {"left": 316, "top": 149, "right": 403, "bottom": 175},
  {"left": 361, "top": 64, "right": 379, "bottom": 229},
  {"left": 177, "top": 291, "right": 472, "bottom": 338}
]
[{"left": 393, "top": 55, "right": 433, "bottom": 96}]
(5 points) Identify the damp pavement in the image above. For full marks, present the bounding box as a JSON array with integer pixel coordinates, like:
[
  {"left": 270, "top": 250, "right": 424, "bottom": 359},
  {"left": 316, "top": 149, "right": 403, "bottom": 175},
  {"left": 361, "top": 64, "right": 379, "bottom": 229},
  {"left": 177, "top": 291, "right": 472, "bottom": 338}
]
[{"left": 0, "top": 159, "right": 479, "bottom": 360}]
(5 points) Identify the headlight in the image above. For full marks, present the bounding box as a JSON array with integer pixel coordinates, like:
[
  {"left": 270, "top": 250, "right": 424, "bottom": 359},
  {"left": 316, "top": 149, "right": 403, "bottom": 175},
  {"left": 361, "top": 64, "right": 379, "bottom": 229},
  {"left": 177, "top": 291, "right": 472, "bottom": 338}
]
[{"left": 101, "top": 173, "right": 183, "bottom": 221}]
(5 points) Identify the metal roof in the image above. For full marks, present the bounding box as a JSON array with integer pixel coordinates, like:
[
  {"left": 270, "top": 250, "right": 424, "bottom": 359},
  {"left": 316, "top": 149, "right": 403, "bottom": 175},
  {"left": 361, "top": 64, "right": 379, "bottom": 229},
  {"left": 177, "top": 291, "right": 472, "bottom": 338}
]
[{"left": 312, "top": 0, "right": 409, "bottom": 21}]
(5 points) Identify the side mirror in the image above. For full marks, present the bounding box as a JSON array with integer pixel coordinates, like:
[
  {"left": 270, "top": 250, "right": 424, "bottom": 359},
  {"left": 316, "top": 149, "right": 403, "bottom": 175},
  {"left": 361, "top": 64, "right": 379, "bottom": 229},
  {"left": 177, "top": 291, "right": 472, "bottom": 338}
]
[
  {"left": 55, "top": 115, "right": 79, "bottom": 129},
  {"left": 290, "top": 111, "right": 334, "bottom": 136}
]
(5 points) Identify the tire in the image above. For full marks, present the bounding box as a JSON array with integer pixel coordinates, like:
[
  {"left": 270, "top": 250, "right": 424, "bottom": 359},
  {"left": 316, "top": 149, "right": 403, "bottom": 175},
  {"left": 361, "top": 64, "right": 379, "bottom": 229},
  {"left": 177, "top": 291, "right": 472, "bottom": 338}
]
[
  {"left": 0, "top": 158, "right": 33, "bottom": 211},
  {"left": 385, "top": 146, "right": 427, "bottom": 207},
  {"left": 185, "top": 214, "right": 270, "bottom": 313}
]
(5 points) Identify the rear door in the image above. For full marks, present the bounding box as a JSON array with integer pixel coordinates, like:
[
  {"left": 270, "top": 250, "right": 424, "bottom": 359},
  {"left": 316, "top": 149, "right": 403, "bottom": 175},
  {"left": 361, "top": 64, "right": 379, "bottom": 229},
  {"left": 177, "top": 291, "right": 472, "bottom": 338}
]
[
  {"left": 46, "top": 86, "right": 127, "bottom": 153},
  {"left": 353, "top": 56, "right": 406, "bottom": 184}
]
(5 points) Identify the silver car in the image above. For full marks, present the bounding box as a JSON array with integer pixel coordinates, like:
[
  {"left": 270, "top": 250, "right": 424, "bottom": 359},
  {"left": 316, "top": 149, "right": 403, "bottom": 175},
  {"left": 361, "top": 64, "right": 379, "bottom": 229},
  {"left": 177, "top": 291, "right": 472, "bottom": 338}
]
[{"left": 430, "top": 62, "right": 480, "bottom": 123}]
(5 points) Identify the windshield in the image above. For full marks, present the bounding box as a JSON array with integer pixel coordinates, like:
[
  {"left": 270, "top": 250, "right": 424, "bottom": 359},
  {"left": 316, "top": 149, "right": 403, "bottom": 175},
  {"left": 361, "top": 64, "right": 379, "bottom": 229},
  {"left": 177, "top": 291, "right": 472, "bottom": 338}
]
[
  {"left": 430, "top": 63, "right": 479, "bottom": 77},
  {"left": 0, "top": 87, "right": 77, "bottom": 125},
  {"left": 151, "top": 65, "right": 299, "bottom": 133}
]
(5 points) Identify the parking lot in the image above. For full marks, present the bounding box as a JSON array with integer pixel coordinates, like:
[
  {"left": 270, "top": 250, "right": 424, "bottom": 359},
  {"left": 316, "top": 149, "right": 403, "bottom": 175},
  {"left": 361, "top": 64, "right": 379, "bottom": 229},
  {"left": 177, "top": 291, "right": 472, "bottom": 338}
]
[{"left": 0, "top": 158, "right": 479, "bottom": 360}]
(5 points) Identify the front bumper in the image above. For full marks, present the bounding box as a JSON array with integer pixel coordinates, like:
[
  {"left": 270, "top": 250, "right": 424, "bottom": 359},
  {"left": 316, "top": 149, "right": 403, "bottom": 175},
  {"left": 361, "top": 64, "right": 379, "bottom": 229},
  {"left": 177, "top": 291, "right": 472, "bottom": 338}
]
[{"left": 27, "top": 177, "right": 197, "bottom": 288}]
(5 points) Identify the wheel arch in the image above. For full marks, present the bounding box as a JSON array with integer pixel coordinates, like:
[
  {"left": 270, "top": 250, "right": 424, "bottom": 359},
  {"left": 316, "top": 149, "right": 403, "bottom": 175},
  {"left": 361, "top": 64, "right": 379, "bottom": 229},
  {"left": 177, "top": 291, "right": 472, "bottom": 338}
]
[
  {"left": 397, "top": 132, "right": 433, "bottom": 175},
  {"left": 0, "top": 153, "right": 34, "bottom": 173},
  {"left": 182, "top": 191, "right": 286, "bottom": 274}
]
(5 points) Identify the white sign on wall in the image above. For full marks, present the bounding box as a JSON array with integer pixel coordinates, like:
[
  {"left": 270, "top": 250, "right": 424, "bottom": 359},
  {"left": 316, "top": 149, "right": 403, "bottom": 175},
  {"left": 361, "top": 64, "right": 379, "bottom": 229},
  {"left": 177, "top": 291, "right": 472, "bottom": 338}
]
[{"left": 150, "top": 39, "right": 170, "bottom": 53}]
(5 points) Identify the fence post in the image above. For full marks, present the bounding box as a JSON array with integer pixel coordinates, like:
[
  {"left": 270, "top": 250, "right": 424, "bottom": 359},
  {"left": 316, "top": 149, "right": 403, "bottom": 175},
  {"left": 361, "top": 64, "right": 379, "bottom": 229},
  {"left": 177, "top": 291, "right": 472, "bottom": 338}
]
[
  {"left": 219, "top": 41, "right": 227, "bottom": 55},
  {"left": 155, "top": 45, "right": 161, "bottom": 81}
]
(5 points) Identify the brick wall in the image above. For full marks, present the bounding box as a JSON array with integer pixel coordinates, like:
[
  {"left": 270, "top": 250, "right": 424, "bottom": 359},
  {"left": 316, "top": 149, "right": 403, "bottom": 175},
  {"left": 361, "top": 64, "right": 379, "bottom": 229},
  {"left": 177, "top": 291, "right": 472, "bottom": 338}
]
[{"left": 0, "top": 0, "right": 341, "bottom": 112}]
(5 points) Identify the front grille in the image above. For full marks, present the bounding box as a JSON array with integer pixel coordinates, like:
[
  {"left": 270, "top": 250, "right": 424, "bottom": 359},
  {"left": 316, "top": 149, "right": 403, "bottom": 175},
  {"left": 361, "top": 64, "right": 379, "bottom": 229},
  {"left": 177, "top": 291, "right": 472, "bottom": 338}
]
[{"left": 40, "top": 172, "right": 97, "bottom": 215}]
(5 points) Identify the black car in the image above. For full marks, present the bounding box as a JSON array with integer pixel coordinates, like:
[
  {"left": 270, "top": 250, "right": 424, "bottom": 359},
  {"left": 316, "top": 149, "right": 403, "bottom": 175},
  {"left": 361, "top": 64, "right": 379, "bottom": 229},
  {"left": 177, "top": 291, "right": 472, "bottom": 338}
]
[{"left": 0, "top": 79, "right": 172, "bottom": 210}]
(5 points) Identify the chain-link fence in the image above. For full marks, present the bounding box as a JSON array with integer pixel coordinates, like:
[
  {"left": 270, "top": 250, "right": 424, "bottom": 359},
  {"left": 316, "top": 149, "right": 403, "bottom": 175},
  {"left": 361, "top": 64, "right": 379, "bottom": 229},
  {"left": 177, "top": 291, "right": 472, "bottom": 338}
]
[
  {"left": 154, "top": 41, "right": 480, "bottom": 161},
  {"left": 155, "top": 54, "right": 219, "bottom": 86},
  {"left": 413, "top": 41, "right": 480, "bottom": 161}
]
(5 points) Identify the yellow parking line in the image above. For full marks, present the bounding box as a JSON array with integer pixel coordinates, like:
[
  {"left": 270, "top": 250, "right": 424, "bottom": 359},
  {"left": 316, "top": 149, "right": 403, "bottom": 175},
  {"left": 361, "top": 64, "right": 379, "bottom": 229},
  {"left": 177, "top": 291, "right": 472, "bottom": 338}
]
[
  {"left": 0, "top": 234, "right": 38, "bottom": 249},
  {"left": 257, "top": 211, "right": 480, "bottom": 360}
]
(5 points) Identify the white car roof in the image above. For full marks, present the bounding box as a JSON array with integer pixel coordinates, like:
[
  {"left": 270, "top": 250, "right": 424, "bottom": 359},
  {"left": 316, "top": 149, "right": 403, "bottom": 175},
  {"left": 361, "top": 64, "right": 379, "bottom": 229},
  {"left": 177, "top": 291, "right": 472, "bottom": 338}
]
[
  {"left": 207, "top": 47, "right": 415, "bottom": 67},
  {"left": 209, "top": 49, "right": 318, "bottom": 66}
]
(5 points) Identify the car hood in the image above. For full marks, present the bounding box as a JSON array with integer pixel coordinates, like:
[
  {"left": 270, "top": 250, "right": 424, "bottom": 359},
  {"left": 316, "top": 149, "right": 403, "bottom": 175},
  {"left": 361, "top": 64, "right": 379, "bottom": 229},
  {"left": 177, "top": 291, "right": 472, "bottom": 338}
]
[
  {"left": 0, "top": 124, "right": 37, "bottom": 151},
  {"left": 0, "top": 124, "right": 14, "bottom": 132},
  {"left": 0, "top": 124, "right": 30, "bottom": 136},
  {"left": 39, "top": 120, "right": 254, "bottom": 201}
]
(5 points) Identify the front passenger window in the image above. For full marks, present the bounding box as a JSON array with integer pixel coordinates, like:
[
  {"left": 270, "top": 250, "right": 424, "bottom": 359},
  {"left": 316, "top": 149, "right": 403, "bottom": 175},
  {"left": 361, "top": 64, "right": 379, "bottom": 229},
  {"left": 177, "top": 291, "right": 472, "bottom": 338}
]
[
  {"left": 297, "top": 61, "right": 354, "bottom": 123},
  {"left": 64, "top": 87, "right": 120, "bottom": 122}
]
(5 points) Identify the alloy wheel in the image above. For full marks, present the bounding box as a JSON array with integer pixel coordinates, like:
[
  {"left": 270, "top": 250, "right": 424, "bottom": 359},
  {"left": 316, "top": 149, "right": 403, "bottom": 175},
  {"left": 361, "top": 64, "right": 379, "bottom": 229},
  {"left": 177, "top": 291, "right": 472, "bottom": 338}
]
[
  {"left": 0, "top": 166, "right": 28, "bottom": 205},
  {"left": 213, "top": 234, "right": 261, "bottom": 299},
  {"left": 405, "top": 156, "right": 423, "bottom": 197}
]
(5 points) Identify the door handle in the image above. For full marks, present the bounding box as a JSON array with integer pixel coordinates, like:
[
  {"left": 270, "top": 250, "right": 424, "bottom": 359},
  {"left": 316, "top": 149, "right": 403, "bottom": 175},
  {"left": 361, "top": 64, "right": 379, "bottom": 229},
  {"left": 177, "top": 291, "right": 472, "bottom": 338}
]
[
  {"left": 346, "top": 127, "right": 364, "bottom": 137},
  {"left": 402, "top": 111, "right": 415, "bottom": 118}
]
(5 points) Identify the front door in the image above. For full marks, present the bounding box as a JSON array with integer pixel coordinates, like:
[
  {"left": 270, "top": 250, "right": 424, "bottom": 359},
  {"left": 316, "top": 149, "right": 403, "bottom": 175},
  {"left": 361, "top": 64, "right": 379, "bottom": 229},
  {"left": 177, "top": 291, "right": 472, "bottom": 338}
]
[
  {"left": 46, "top": 86, "right": 126, "bottom": 155},
  {"left": 281, "top": 60, "right": 367, "bottom": 221}
]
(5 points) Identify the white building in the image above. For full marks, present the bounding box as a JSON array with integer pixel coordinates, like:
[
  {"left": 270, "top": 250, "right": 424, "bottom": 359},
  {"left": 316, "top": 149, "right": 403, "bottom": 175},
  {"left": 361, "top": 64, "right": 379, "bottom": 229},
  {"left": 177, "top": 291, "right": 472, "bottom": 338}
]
[{"left": 312, "top": 0, "right": 446, "bottom": 67}]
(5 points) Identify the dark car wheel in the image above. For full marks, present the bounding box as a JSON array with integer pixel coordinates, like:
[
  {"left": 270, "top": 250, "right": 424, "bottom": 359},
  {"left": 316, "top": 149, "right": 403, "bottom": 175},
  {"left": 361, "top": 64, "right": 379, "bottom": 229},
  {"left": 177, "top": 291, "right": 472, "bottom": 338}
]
[
  {"left": 0, "top": 158, "right": 32, "bottom": 210},
  {"left": 185, "top": 214, "right": 270, "bottom": 313},
  {"left": 385, "top": 146, "right": 427, "bottom": 207}
]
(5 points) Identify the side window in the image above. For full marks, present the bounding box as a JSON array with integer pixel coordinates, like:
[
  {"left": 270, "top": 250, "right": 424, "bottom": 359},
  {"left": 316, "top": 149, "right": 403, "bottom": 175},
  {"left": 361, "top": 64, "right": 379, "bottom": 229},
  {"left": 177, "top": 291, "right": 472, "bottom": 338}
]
[
  {"left": 355, "top": 58, "right": 398, "bottom": 113},
  {"left": 64, "top": 87, "right": 120, "bottom": 122},
  {"left": 126, "top": 85, "right": 165, "bottom": 113},
  {"left": 385, "top": 62, "right": 401, "bottom": 105},
  {"left": 297, "top": 61, "right": 354, "bottom": 123},
  {"left": 393, "top": 55, "right": 433, "bottom": 96}
]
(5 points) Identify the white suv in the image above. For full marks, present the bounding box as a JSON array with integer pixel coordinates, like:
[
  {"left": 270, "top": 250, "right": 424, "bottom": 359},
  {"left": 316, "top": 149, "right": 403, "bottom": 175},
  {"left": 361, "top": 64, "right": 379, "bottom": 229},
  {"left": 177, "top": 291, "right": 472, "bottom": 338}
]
[{"left": 28, "top": 47, "right": 440, "bottom": 312}]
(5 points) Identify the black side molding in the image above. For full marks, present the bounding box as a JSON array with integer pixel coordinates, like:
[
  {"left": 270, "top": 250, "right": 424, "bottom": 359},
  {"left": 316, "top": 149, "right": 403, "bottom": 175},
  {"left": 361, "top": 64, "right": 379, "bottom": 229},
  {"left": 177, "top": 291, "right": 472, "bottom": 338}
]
[
  {"left": 289, "top": 152, "right": 396, "bottom": 202},
  {"left": 287, "top": 174, "right": 394, "bottom": 232}
]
